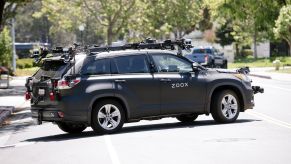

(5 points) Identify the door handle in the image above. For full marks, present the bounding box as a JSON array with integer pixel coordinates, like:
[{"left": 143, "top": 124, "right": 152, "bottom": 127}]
[
  {"left": 114, "top": 79, "right": 126, "bottom": 83},
  {"left": 160, "top": 78, "right": 171, "bottom": 82}
]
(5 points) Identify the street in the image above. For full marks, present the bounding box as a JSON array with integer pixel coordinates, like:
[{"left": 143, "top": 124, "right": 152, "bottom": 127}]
[{"left": 0, "top": 76, "right": 291, "bottom": 164}]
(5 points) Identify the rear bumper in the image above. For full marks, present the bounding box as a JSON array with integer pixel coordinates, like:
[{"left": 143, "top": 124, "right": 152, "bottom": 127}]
[
  {"left": 31, "top": 107, "right": 63, "bottom": 124},
  {"left": 31, "top": 106, "right": 88, "bottom": 124}
]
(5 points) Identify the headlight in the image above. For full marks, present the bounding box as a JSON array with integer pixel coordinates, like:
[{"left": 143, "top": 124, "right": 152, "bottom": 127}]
[{"left": 234, "top": 74, "right": 252, "bottom": 82}]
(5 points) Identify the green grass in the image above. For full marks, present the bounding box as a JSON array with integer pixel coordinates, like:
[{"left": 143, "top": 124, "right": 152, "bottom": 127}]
[
  {"left": 229, "top": 56, "right": 291, "bottom": 69},
  {"left": 14, "top": 67, "right": 39, "bottom": 76}
]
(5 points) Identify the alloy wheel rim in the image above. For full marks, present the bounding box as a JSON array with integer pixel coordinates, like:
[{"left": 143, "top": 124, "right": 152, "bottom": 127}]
[
  {"left": 97, "top": 104, "right": 121, "bottom": 130},
  {"left": 221, "top": 94, "right": 238, "bottom": 119}
]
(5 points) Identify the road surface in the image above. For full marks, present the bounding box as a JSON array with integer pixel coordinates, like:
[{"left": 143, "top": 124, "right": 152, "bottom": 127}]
[{"left": 0, "top": 76, "right": 291, "bottom": 164}]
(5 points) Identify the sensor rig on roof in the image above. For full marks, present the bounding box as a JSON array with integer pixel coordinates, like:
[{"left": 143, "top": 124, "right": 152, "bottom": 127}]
[
  {"left": 31, "top": 43, "right": 82, "bottom": 64},
  {"left": 88, "top": 38, "right": 193, "bottom": 56}
]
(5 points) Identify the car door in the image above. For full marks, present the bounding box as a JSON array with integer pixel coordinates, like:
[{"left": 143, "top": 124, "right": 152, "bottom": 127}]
[
  {"left": 111, "top": 54, "right": 160, "bottom": 119},
  {"left": 151, "top": 53, "right": 206, "bottom": 115}
]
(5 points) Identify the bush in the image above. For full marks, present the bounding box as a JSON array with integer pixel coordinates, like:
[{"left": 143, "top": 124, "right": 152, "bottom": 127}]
[
  {"left": 16, "top": 58, "right": 34, "bottom": 69},
  {"left": 0, "top": 28, "right": 12, "bottom": 68},
  {"left": 241, "top": 49, "right": 253, "bottom": 57}
]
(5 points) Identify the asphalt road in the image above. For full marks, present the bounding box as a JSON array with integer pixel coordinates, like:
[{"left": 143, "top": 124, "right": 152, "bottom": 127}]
[{"left": 0, "top": 76, "right": 291, "bottom": 164}]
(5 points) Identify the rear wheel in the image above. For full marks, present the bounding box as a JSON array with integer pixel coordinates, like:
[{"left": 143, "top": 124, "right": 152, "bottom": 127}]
[
  {"left": 176, "top": 114, "right": 199, "bottom": 123},
  {"left": 211, "top": 90, "right": 240, "bottom": 123},
  {"left": 222, "top": 61, "right": 228, "bottom": 69},
  {"left": 91, "top": 100, "right": 125, "bottom": 134},
  {"left": 57, "top": 122, "right": 87, "bottom": 134}
]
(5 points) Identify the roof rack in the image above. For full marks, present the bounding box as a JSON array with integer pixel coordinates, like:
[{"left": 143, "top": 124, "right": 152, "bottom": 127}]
[
  {"left": 88, "top": 38, "right": 193, "bottom": 56},
  {"left": 31, "top": 43, "right": 83, "bottom": 64}
]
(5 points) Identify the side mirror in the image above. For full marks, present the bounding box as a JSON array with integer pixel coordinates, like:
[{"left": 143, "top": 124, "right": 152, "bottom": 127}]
[{"left": 192, "top": 63, "right": 199, "bottom": 71}]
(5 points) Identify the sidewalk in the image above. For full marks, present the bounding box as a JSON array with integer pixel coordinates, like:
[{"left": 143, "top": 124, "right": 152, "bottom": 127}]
[
  {"left": 0, "top": 76, "right": 30, "bottom": 125},
  {"left": 249, "top": 67, "right": 291, "bottom": 82}
]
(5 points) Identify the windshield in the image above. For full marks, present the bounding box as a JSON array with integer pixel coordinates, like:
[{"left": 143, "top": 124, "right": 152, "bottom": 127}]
[
  {"left": 193, "top": 49, "right": 212, "bottom": 54},
  {"left": 34, "top": 60, "right": 69, "bottom": 80}
]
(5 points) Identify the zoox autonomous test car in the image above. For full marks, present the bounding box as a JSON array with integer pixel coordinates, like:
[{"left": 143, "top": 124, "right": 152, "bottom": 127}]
[{"left": 25, "top": 39, "right": 263, "bottom": 134}]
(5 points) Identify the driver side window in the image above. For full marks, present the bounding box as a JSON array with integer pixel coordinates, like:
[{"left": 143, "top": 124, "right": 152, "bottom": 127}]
[{"left": 152, "top": 54, "right": 192, "bottom": 73}]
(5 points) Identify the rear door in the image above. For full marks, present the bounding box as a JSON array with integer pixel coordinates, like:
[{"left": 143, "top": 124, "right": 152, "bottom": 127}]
[
  {"left": 151, "top": 53, "right": 206, "bottom": 115},
  {"left": 111, "top": 54, "right": 160, "bottom": 119}
]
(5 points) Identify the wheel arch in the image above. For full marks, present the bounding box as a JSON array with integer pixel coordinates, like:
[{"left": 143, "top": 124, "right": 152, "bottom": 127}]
[
  {"left": 88, "top": 96, "right": 130, "bottom": 125},
  {"left": 206, "top": 83, "right": 245, "bottom": 114}
]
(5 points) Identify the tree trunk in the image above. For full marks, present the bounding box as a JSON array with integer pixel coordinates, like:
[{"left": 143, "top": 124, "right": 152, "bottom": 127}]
[
  {"left": 0, "top": 0, "right": 6, "bottom": 32},
  {"left": 289, "top": 42, "right": 291, "bottom": 56},
  {"left": 253, "top": 28, "right": 258, "bottom": 58},
  {"left": 107, "top": 26, "right": 113, "bottom": 45},
  {"left": 235, "top": 43, "right": 239, "bottom": 57}
]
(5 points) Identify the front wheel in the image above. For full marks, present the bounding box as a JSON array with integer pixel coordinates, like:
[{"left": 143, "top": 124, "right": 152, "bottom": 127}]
[
  {"left": 91, "top": 100, "right": 125, "bottom": 134},
  {"left": 57, "top": 122, "right": 87, "bottom": 134},
  {"left": 211, "top": 90, "right": 240, "bottom": 123}
]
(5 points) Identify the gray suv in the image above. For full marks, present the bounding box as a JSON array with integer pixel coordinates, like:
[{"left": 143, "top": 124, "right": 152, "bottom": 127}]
[{"left": 26, "top": 45, "right": 262, "bottom": 134}]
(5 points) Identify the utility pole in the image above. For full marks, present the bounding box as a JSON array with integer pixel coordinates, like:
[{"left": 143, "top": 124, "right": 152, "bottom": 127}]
[{"left": 11, "top": 18, "right": 16, "bottom": 72}]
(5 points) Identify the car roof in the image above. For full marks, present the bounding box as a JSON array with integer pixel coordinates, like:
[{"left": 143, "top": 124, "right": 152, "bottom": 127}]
[{"left": 92, "top": 49, "right": 176, "bottom": 59}]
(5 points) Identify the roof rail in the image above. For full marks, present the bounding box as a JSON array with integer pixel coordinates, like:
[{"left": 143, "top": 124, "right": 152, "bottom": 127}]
[{"left": 88, "top": 39, "right": 193, "bottom": 55}]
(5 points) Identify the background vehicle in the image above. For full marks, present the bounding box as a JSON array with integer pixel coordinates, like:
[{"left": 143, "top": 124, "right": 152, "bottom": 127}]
[
  {"left": 185, "top": 47, "right": 228, "bottom": 68},
  {"left": 26, "top": 40, "right": 263, "bottom": 134}
]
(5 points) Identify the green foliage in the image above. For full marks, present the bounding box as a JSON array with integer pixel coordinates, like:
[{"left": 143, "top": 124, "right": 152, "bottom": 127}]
[
  {"left": 0, "top": 27, "right": 12, "bottom": 68},
  {"left": 274, "top": 5, "right": 291, "bottom": 55},
  {"left": 215, "top": 20, "right": 234, "bottom": 47},
  {"left": 230, "top": 56, "right": 291, "bottom": 68},
  {"left": 16, "top": 58, "right": 35, "bottom": 69},
  {"left": 205, "top": 0, "right": 285, "bottom": 56},
  {"left": 241, "top": 49, "right": 253, "bottom": 57}
]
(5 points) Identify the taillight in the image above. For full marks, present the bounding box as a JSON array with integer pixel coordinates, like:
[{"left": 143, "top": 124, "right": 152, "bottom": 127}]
[
  {"left": 25, "top": 91, "right": 31, "bottom": 100},
  {"left": 57, "top": 78, "right": 81, "bottom": 89},
  {"left": 49, "top": 92, "right": 55, "bottom": 101},
  {"left": 204, "top": 54, "right": 209, "bottom": 62}
]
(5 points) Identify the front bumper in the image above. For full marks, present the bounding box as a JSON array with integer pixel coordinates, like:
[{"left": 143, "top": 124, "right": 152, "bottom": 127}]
[{"left": 252, "top": 86, "right": 264, "bottom": 94}]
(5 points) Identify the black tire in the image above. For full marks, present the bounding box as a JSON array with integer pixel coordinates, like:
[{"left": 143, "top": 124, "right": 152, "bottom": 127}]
[
  {"left": 222, "top": 61, "right": 228, "bottom": 69},
  {"left": 57, "top": 122, "right": 87, "bottom": 134},
  {"left": 91, "top": 100, "right": 125, "bottom": 134},
  {"left": 176, "top": 114, "right": 199, "bottom": 123},
  {"left": 211, "top": 90, "right": 240, "bottom": 123}
]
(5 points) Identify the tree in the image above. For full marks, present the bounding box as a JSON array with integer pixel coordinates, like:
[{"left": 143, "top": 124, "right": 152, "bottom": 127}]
[
  {"left": 128, "top": 0, "right": 202, "bottom": 41},
  {"left": 83, "top": 0, "right": 137, "bottom": 45},
  {"left": 206, "top": 0, "right": 283, "bottom": 58},
  {"left": 215, "top": 20, "right": 234, "bottom": 47},
  {"left": 274, "top": 5, "right": 291, "bottom": 56},
  {"left": 0, "top": 0, "right": 32, "bottom": 32}
]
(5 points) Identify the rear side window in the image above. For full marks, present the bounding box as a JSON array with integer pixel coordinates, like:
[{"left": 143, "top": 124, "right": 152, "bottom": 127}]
[
  {"left": 113, "top": 55, "right": 149, "bottom": 74},
  {"left": 81, "top": 57, "right": 110, "bottom": 75}
]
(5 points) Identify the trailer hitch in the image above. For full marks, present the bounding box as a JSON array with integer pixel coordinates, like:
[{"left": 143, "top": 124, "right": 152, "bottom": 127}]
[{"left": 252, "top": 86, "right": 264, "bottom": 94}]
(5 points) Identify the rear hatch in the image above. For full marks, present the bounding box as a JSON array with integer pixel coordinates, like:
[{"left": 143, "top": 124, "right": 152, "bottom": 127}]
[
  {"left": 185, "top": 49, "right": 212, "bottom": 63},
  {"left": 30, "top": 59, "right": 71, "bottom": 107}
]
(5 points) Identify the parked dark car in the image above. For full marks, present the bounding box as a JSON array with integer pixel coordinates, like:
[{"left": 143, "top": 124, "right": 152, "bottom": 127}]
[
  {"left": 25, "top": 42, "right": 263, "bottom": 134},
  {"left": 185, "top": 47, "right": 228, "bottom": 68}
]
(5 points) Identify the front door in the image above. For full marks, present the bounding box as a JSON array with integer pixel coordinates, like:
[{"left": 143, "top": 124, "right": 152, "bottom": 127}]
[{"left": 151, "top": 54, "right": 206, "bottom": 115}]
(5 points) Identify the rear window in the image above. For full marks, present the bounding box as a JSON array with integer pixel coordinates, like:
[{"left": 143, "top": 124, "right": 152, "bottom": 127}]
[
  {"left": 34, "top": 60, "right": 69, "bottom": 80},
  {"left": 193, "top": 49, "right": 212, "bottom": 54}
]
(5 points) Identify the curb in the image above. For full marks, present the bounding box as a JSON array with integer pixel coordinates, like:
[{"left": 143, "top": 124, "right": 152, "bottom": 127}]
[
  {"left": 249, "top": 74, "right": 272, "bottom": 79},
  {"left": 0, "top": 106, "right": 15, "bottom": 125}
]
